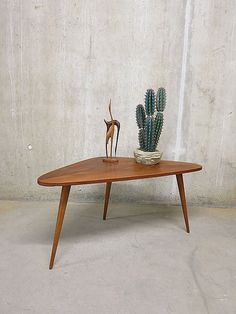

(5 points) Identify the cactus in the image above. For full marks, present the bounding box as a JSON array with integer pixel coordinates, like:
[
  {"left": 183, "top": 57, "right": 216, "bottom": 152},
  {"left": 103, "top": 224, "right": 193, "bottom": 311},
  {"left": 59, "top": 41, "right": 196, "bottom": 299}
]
[{"left": 136, "top": 88, "right": 166, "bottom": 152}]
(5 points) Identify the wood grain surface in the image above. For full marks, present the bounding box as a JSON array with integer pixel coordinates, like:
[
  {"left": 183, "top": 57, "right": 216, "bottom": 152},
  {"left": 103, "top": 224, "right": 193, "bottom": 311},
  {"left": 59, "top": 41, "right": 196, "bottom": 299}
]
[{"left": 38, "top": 157, "right": 202, "bottom": 187}]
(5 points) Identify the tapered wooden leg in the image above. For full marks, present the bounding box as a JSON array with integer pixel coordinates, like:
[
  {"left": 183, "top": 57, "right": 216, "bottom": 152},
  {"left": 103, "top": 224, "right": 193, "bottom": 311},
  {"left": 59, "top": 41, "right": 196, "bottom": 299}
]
[
  {"left": 49, "top": 185, "right": 71, "bottom": 269},
  {"left": 103, "top": 182, "right": 112, "bottom": 220},
  {"left": 176, "top": 174, "right": 190, "bottom": 233}
]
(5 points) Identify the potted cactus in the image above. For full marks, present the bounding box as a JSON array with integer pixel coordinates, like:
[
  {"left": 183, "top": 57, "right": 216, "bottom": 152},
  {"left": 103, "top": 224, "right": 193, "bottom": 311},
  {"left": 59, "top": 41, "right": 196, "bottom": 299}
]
[{"left": 134, "top": 88, "right": 166, "bottom": 165}]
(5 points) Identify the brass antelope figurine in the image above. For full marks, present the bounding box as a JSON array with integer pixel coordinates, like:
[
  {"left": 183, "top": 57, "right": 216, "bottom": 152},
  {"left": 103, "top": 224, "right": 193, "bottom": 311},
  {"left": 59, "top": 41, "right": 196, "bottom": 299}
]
[{"left": 104, "top": 99, "right": 120, "bottom": 162}]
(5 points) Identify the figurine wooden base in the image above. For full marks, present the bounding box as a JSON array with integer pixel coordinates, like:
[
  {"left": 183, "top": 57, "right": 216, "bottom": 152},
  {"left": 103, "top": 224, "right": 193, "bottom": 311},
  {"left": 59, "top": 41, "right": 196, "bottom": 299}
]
[{"left": 103, "top": 157, "right": 119, "bottom": 163}]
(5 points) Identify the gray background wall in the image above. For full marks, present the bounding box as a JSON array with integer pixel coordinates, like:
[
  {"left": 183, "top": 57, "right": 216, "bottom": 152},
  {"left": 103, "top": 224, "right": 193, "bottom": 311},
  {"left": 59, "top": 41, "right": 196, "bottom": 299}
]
[{"left": 1, "top": 0, "right": 236, "bottom": 206}]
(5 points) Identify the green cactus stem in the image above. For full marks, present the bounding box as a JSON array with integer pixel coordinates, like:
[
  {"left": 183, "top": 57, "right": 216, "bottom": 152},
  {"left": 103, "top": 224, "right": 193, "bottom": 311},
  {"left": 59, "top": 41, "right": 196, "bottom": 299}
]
[
  {"left": 138, "top": 129, "right": 145, "bottom": 150},
  {"left": 144, "top": 116, "right": 155, "bottom": 151},
  {"left": 154, "top": 112, "right": 164, "bottom": 150},
  {"left": 136, "top": 104, "right": 146, "bottom": 129},
  {"left": 145, "top": 89, "right": 155, "bottom": 116},
  {"left": 156, "top": 87, "right": 166, "bottom": 112}
]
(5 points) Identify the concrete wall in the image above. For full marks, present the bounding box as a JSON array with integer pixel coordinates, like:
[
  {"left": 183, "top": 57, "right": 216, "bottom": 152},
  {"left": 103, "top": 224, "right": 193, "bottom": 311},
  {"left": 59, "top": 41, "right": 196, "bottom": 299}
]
[{"left": 1, "top": 0, "right": 236, "bottom": 206}]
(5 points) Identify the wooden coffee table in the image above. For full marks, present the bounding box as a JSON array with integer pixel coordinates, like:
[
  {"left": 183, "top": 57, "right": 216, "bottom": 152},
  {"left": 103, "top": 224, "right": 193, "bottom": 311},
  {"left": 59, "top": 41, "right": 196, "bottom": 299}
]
[{"left": 38, "top": 157, "right": 202, "bottom": 269}]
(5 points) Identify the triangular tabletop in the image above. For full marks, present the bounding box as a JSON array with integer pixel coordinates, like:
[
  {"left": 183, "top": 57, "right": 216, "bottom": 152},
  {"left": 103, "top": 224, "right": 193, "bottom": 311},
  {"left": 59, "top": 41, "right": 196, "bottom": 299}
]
[{"left": 37, "top": 157, "right": 202, "bottom": 187}]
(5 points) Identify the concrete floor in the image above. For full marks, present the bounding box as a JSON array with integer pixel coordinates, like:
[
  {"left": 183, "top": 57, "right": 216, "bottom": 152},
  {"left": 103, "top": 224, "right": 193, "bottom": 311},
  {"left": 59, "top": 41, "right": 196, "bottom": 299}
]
[{"left": 0, "top": 200, "right": 236, "bottom": 314}]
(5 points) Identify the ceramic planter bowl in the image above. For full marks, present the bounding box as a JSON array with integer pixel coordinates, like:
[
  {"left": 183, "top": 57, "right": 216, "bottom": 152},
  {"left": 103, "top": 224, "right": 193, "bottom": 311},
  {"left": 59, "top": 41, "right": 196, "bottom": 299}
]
[{"left": 134, "top": 148, "right": 162, "bottom": 165}]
